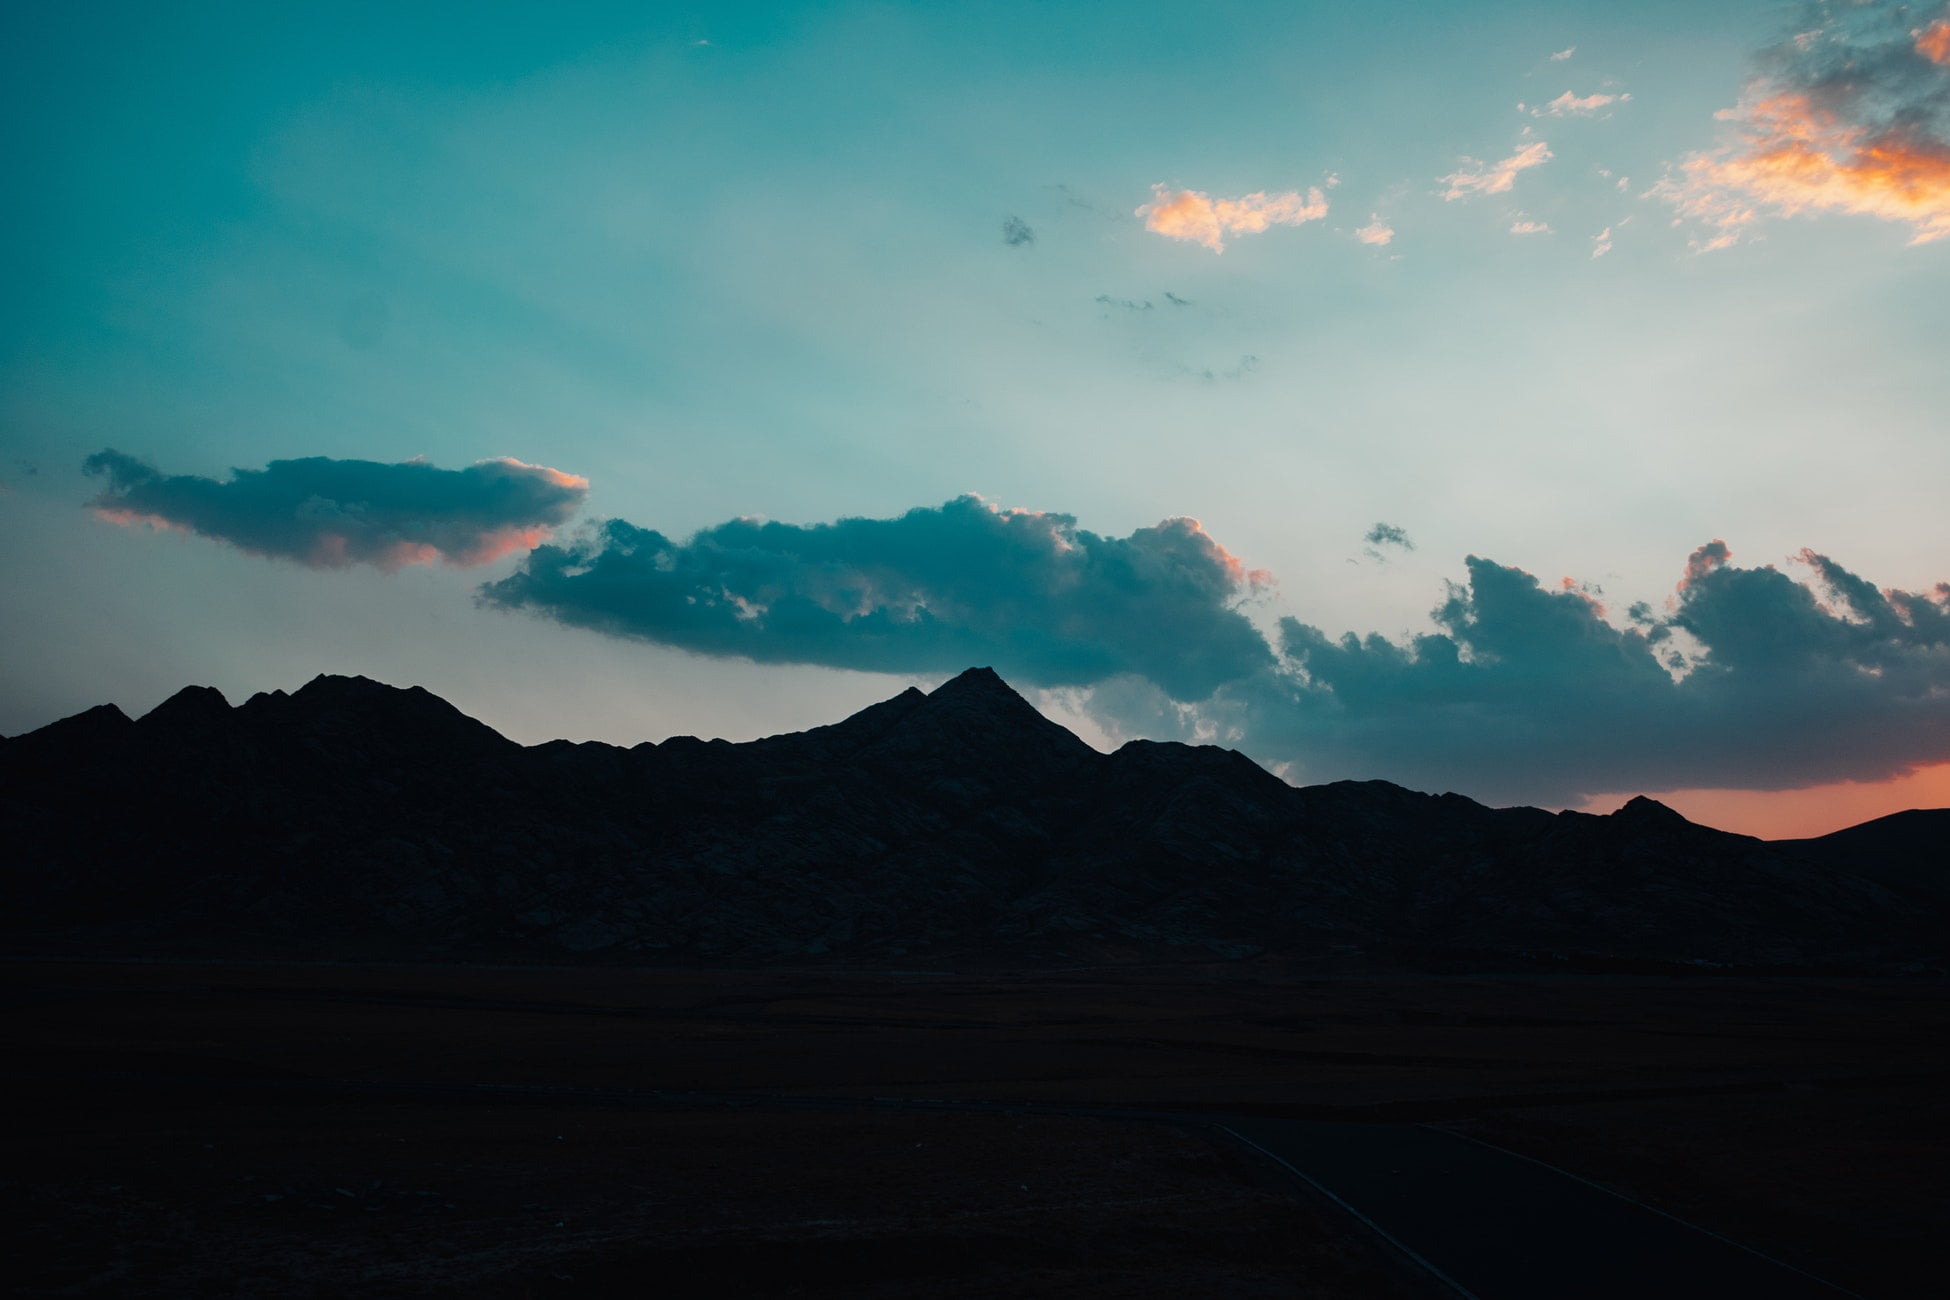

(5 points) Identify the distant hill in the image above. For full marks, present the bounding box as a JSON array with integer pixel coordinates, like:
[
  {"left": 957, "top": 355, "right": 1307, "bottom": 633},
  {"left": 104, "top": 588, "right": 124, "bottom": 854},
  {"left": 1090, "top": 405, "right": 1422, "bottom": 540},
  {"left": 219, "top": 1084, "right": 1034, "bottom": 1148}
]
[{"left": 2, "top": 668, "right": 1942, "bottom": 971}]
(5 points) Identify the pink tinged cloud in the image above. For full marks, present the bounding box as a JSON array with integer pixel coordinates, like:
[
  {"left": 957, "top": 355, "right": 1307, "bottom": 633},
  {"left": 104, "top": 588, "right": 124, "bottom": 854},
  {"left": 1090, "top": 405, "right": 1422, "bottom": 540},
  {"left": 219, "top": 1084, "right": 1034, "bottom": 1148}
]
[
  {"left": 1509, "top": 219, "right": 1553, "bottom": 235},
  {"left": 1590, "top": 225, "right": 1614, "bottom": 258},
  {"left": 1353, "top": 215, "right": 1394, "bottom": 246},
  {"left": 1136, "top": 184, "right": 1329, "bottom": 252},
  {"left": 82, "top": 450, "right": 589, "bottom": 571},
  {"left": 1438, "top": 141, "right": 1553, "bottom": 200},
  {"left": 1534, "top": 90, "right": 1630, "bottom": 117}
]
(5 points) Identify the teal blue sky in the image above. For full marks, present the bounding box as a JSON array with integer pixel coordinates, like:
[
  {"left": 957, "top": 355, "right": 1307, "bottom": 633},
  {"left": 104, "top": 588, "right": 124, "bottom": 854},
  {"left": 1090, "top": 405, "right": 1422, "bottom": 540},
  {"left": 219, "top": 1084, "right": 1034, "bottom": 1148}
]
[{"left": 5, "top": 1, "right": 1949, "bottom": 834}]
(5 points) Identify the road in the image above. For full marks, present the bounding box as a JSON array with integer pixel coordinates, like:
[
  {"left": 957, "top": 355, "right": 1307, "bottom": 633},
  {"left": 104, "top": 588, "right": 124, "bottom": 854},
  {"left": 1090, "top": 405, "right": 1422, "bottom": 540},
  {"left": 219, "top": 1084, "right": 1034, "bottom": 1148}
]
[
  {"left": 9, "top": 1058, "right": 1864, "bottom": 1298},
  {"left": 1222, "top": 1116, "right": 1857, "bottom": 1298}
]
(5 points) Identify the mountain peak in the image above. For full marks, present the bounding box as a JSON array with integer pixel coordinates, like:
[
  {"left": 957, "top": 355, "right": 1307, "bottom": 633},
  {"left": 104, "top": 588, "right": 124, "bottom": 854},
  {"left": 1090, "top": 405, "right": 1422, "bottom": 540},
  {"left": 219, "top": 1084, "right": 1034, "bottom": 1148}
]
[
  {"left": 138, "top": 684, "right": 231, "bottom": 726},
  {"left": 928, "top": 665, "right": 1017, "bottom": 701},
  {"left": 1611, "top": 795, "right": 1691, "bottom": 827}
]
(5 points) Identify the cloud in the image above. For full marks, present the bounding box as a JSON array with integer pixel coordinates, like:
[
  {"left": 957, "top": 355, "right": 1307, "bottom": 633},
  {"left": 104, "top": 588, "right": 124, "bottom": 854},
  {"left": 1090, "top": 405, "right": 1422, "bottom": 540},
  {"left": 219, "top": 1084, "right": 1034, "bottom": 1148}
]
[
  {"left": 1653, "top": 1, "right": 1950, "bottom": 247},
  {"left": 1919, "top": 18, "right": 1950, "bottom": 66},
  {"left": 1550, "top": 46, "right": 1576, "bottom": 62},
  {"left": 1136, "top": 184, "right": 1329, "bottom": 252},
  {"left": 1591, "top": 225, "right": 1614, "bottom": 257},
  {"left": 481, "top": 495, "right": 1275, "bottom": 701},
  {"left": 1531, "top": 90, "right": 1630, "bottom": 117},
  {"left": 1002, "top": 215, "right": 1035, "bottom": 247},
  {"left": 1086, "top": 542, "right": 1950, "bottom": 805},
  {"left": 1353, "top": 215, "right": 1395, "bottom": 246},
  {"left": 1364, "top": 522, "right": 1414, "bottom": 551},
  {"left": 83, "top": 450, "right": 587, "bottom": 570},
  {"left": 1439, "top": 141, "right": 1553, "bottom": 200},
  {"left": 1510, "top": 218, "right": 1554, "bottom": 235}
]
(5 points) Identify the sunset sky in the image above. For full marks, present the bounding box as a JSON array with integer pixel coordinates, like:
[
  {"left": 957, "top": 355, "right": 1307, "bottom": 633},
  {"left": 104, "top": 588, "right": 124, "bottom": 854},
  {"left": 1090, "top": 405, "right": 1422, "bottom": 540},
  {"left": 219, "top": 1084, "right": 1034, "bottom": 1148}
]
[{"left": 4, "top": 0, "right": 1948, "bottom": 837}]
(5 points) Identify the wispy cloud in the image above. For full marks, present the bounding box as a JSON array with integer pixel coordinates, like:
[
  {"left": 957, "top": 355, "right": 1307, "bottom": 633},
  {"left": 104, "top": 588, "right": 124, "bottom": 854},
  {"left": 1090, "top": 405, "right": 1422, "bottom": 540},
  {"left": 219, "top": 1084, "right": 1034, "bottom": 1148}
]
[
  {"left": 1591, "top": 225, "right": 1614, "bottom": 257},
  {"left": 1438, "top": 141, "right": 1553, "bottom": 200},
  {"left": 1001, "top": 215, "right": 1035, "bottom": 247},
  {"left": 1529, "top": 90, "right": 1630, "bottom": 117},
  {"left": 83, "top": 451, "right": 587, "bottom": 570},
  {"left": 1654, "top": 1, "right": 1950, "bottom": 248},
  {"left": 1550, "top": 46, "right": 1576, "bottom": 62},
  {"left": 1137, "top": 184, "right": 1329, "bottom": 252},
  {"left": 1353, "top": 215, "right": 1395, "bottom": 246},
  {"left": 1510, "top": 218, "right": 1554, "bottom": 235}
]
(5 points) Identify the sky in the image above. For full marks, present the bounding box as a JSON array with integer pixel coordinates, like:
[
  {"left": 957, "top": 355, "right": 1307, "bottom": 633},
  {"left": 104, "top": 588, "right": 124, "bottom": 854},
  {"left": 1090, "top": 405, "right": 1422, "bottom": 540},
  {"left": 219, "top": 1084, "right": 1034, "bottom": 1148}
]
[{"left": 4, "top": 0, "right": 1948, "bottom": 838}]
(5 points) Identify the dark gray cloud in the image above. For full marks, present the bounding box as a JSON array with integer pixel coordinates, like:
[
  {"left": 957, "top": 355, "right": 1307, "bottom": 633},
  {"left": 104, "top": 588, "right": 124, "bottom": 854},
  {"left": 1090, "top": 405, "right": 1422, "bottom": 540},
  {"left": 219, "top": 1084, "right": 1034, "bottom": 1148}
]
[
  {"left": 1002, "top": 215, "right": 1035, "bottom": 246},
  {"left": 1364, "top": 522, "right": 1413, "bottom": 550},
  {"left": 83, "top": 450, "right": 588, "bottom": 570},
  {"left": 1090, "top": 542, "right": 1950, "bottom": 804},
  {"left": 481, "top": 495, "right": 1274, "bottom": 700}
]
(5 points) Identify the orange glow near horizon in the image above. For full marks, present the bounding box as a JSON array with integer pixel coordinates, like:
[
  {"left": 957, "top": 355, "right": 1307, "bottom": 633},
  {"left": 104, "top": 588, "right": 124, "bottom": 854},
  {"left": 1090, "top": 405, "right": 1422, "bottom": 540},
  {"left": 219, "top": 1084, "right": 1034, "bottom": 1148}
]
[{"left": 1580, "top": 763, "right": 1950, "bottom": 840}]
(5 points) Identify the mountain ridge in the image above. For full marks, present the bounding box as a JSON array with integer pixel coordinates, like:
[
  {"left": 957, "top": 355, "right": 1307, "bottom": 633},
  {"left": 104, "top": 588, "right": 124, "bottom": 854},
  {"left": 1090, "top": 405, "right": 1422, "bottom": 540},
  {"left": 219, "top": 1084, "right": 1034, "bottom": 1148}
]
[{"left": 2, "top": 668, "right": 1942, "bottom": 970}]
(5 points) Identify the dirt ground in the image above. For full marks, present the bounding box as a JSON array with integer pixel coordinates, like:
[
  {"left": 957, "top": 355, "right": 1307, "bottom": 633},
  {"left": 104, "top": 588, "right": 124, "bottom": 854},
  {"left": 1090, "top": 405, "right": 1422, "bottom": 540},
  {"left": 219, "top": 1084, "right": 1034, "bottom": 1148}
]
[{"left": 6, "top": 959, "right": 1945, "bottom": 1297}]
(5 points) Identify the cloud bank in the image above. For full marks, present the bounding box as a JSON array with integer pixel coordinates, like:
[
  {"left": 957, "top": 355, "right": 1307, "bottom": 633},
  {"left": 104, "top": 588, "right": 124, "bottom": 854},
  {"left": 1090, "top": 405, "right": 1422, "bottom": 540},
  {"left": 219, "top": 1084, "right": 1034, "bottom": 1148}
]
[
  {"left": 1654, "top": 0, "right": 1950, "bottom": 248},
  {"left": 83, "top": 450, "right": 588, "bottom": 570},
  {"left": 1137, "top": 184, "right": 1329, "bottom": 252},
  {"left": 91, "top": 455, "right": 1950, "bottom": 804},
  {"left": 482, "top": 495, "right": 1275, "bottom": 700},
  {"left": 1088, "top": 542, "right": 1950, "bottom": 804}
]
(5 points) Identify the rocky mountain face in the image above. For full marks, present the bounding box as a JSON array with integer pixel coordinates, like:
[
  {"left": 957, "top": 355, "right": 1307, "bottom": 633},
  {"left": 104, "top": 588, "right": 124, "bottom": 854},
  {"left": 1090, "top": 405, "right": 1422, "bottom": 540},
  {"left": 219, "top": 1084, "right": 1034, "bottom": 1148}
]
[{"left": 2, "top": 668, "right": 1943, "bottom": 969}]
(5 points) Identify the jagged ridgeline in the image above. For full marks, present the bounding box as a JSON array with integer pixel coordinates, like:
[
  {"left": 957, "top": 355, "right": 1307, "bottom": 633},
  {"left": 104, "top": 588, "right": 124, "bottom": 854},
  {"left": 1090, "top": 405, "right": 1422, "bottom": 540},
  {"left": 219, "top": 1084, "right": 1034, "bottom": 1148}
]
[{"left": 2, "top": 668, "right": 1944, "bottom": 969}]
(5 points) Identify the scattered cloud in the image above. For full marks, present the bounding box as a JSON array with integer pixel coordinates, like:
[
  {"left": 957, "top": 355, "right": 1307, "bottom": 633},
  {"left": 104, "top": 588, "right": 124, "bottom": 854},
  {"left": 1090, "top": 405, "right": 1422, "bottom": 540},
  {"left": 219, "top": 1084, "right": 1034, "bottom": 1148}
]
[
  {"left": 1002, "top": 215, "right": 1035, "bottom": 247},
  {"left": 1591, "top": 225, "right": 1614, "bottom": 257},
  {"left": 1550, "top": 46, "right": 1576, "bottom": 62},
  {"left": 82, "top": 450, "right": 588, "bottom": 570},
  {"left": 1364, "top": 522, "right": 1414, "bottom": 551},
  {"left": 1439, "top": 141, "right": 1553, "bottom": 200},
  {"left": 1653, "top": 0, "right": 1950, "bottom": 248},
  {"left": 1530, "top": 90, "right": 1631, "bottom": 117},
  {"left": 1361, "top": 522, "right": 1415, "bottom": 562},
  {"left": 1353, "top": 215, "right": 1395, "bottom": 246},
  {"left": 482, "top": 495, "right": 1275, "bottom": 701},
  {"left": 1510, "top": 218, "right": 1554, "bottom": 235},
  {"left": 1095, "top": 294, "right": 1154, "bottom": 312},
  {"left": 1137, "top": 184, "right": 1329, "bottom": 252}
]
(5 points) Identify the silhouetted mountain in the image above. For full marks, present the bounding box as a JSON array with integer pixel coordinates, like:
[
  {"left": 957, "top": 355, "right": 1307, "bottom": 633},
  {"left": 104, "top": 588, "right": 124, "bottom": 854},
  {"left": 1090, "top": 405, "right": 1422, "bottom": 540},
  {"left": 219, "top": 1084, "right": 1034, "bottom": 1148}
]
[{"left": 2, "top": 669, "right": 1943, "bottom": 970}]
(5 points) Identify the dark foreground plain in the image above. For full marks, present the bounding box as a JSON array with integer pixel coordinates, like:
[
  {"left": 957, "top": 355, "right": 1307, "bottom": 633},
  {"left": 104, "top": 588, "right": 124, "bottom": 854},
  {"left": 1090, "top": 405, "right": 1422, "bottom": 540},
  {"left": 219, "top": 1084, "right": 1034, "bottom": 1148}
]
[{"left": 6, "top": 959, "right": 1944, "bottom": 1297}]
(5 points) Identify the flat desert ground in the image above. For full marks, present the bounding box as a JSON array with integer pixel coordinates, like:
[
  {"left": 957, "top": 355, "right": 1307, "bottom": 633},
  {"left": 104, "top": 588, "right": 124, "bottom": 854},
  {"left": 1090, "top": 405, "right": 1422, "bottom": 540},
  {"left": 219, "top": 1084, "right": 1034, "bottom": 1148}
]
[{"left": 5, "top": 959, "right": 1945, "bottom": 1297}]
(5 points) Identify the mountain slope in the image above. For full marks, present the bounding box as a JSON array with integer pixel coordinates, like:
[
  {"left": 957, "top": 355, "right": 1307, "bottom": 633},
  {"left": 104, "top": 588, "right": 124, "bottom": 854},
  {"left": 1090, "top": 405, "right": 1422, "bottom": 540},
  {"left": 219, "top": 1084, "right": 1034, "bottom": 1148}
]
[{"left": 2, "top": 668, "right": 1941, "bottom": 969}]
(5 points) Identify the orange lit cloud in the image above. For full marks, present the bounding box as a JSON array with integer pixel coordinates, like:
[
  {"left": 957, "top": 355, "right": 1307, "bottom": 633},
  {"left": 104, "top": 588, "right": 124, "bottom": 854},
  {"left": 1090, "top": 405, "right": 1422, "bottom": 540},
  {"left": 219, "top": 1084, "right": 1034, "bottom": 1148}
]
[
  {"left": 1353, "top": 215, "right": 1394, "bottom": 246},
  {"left": 1137, "top": 184, "right": 1329, "bottom": 252},
  {"left": 1918, "top": 19, "right": 1950, "bottom": 64},
  {"left": 1657, "top": 92, "right": 1950, "bottom": 247},
  {"left": 1438, "top": 141, "right": 1553, "bottom": 200},
  {"left": 1657, "top": 4, "right": 1950, "bottom": 248},
  {"left": 1509, "top": 218, "right": 1553, "bottom": 235}
]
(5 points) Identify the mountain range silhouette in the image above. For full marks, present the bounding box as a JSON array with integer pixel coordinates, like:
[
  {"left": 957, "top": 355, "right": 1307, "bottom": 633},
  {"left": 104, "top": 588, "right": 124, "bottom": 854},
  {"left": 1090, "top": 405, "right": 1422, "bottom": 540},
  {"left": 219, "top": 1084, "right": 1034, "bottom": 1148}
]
[{"left": 3, "top": 667, "right": 1944, "bottom": 969}]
